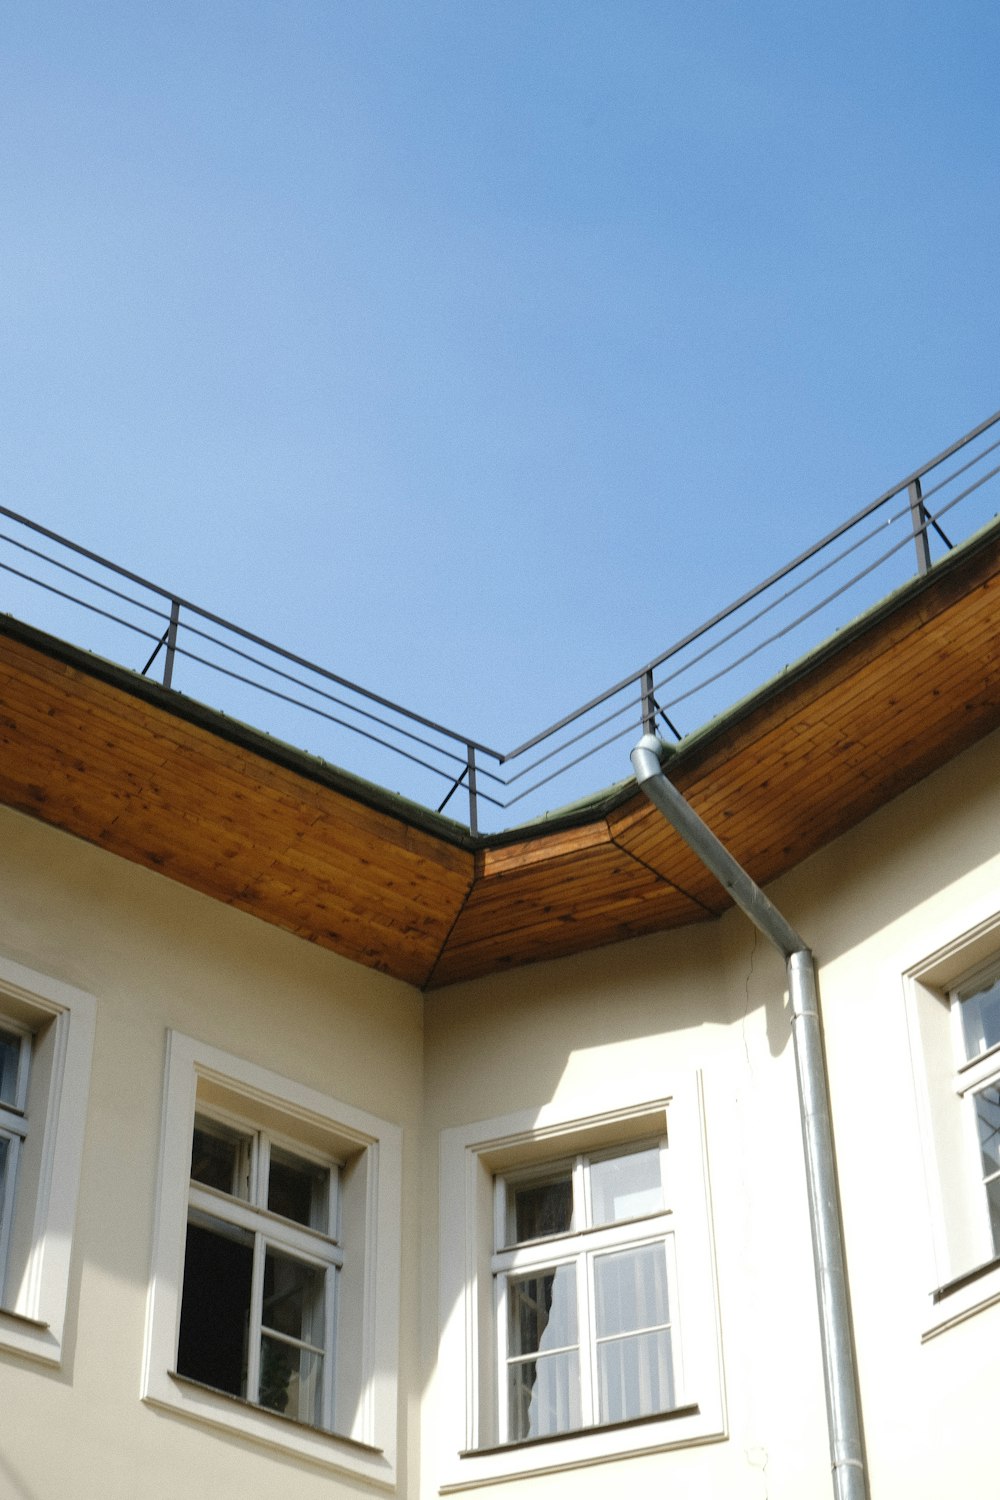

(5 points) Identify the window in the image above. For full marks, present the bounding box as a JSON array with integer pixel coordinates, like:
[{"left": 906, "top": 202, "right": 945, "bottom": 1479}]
[
  {"left": 951, "top": 964, "right": 1000, "bottom": 1261},
  {"left": 903, "top": 914, "right": 1000, "bottom": 1336},
  {"left": 0, "top": 1021, "right": 31, "bottom": 1293},
  {"left": 179, "top": 1112, "right": 341, "bottom": 1429},
  {"left": 143, "top": 1032, "right": 402, "bottom": 1485},
  {"left": 495, "top": 1143, "right": 677, "bottom": 1442},
  {"left": 438, "top": 1079, "right": 724, "bottom": 1487},
  {"left": 0, "top": 954, "right": 96, "bottom": 1367}
]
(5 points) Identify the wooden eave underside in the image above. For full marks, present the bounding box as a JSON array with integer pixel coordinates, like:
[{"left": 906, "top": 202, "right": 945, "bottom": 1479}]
[{"left": 2, "top": 523, "right": 1000, "bottom": 990}]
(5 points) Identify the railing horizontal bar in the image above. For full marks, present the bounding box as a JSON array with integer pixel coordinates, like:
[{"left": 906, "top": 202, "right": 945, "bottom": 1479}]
[
  {"left": 502, "top": 410, "right": 1000, "bottom": 764},
  {"left": 655, "top": 519, "right": 925, "bottom": 717},
  {"left": 647, "top": 493, "right": 917, "bottom": 705},
  {"left": 0, "top": 504, "right": 504, "bottom": 763},
  {"left": 0, "top": 561, "right": 162, "bottom": 647},
  {"left": 0, "top": 531, "right": 171, "bottom": 626},
  {"left": 178, "top": 615, "right": 476, "bottom": 776},
  {"left": 886, "top": 407, "right": 1000, "bottom": 499},
  {"left": 504, "top": 504, "right": 922, "bottom": 804},
  {"left": 500, "top": 715, "right": 642, "bottom": 811},
  {"left": 500, "top": 684, "right": 644, "bottom": 787},
  {"left": 1, "top": 409, "right": 997, "bottom": 833},
  {"left": 916, "top": 432, "right": 1000, "bottom": 508},
  {"left": 171, "top": 640, "right": 487, "bottom": 790},
  {"left": 505, "top": 493, "right": 913, "bottom": 783},
  {"left": 918, "top": 461, "right": 1000, "bottom": 530}
]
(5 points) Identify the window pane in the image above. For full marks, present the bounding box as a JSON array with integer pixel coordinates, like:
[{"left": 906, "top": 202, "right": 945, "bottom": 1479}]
[
  {"left": 986, "top": 1177, "right": 1000, "bottom": 1257},
  {"left": 960, "top": 974, "right": 1000, "bottom": 1058},
  {"left": 597, "top": 1328, "right": 675, "bottom": 1423},
  {"left": 594, "top": 1243, "right": 669, "bottom": 1337},
  {"left": 268, "top": 1147, "right": 330, "bottom": 1230},
  {"left": 508, "top": 1266, "right": 577, "bottom": 1357},
  {"left": 177, "top": 1217, "right": 253, "bottom": 1397},
  {"left": 190, "top": 1116, "right": 252, "bottom": 1199},
  {"left": 0, "top": 1135, "right": 8, "bottom": 1212},
  {"left": 260, "top": 1335, "right": 324, "bottom": 1427},
  {"left": 262, "top": 1248, "right": 326, "bottom": 1348},
  {"left": 508, "top": 1351, "right": 581, "bottom": 1440},
  {"left": 974, "top": 1085, "right": 1000, "bottom": 1182},
  {"left": 590, "top": 1147, "right": 663, "bottom": 1225},
  {"left": 509, "top": 1173, "right": 573, "bottom": 1244},
  {"left": 0, "top": 1030, "right": 22, "bottom": 1108}
]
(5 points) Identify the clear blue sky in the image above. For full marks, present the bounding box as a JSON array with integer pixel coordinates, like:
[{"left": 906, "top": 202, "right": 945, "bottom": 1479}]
[{"left": 2, "top": 3, "right": 998, "bottom": 781}]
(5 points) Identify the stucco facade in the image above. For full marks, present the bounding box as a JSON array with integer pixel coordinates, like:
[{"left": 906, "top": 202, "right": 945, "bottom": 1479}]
[{"left": 2, "top": 705, "right": 999, "bottom": 1497}]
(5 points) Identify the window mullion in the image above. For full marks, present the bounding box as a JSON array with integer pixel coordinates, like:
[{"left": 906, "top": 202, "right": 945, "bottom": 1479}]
[
  {"left": 495, "top": 1272, "right": 510, "bottom": 1445},
  {"left": 574, "top": 1155, "right": 588, "bottom": 1232},
  {"left": 575, "top": 1156, "right": 594, "bottom": 1427},
  {"left": 580, "top": 1249, "right": 597, "bottom": 1426},
  {"left": 493, "top": 1174, "right": 507, "bottom": 1257},
  {"left": 963, "top": 1088, "right": 998, "bottom": 1259},
  {"left": 14, "top": 1033, "right": 30, "bottom": 1113},
  {"left": 0, "top": 1134, "right": 22, "bottom": 1302},
  {"left": 323, "top": 1261, "right": 337, "bottom": 1433},
  {"left": 246, "top": 1231, "right": 266, "bottom": 1404},
  {"left": 255, "top": 1132, "right": 270, "bottom": 1208}
]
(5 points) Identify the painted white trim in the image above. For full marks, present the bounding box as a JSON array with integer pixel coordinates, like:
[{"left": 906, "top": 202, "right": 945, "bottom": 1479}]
[
  {"left": 437, "top": 1075, "right": 725, "bottom": 1488},
  {"left": 142, "top": 1030, "right": 401, "bottom": 1486},
  {"left": 902, "top": 910, "right": 1000, "bottom": 1340},
  {"left": 0, "top": 952, "right": 96, "bottom": 1367}
]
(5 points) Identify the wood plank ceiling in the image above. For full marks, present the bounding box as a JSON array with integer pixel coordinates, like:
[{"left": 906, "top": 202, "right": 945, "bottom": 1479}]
[{"left": 1, "top": 521, "right": 1000, "bottom": 989}]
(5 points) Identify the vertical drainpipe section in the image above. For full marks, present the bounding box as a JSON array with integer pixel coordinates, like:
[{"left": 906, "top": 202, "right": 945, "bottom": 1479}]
[{"left": 630, "top": 735, "right": 868, "bottom": 1500}]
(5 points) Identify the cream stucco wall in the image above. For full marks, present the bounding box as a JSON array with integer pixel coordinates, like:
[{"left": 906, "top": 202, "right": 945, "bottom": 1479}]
[
  {"left": 0, "top": 804, "right": 423, "bottom": 1500},
  {"left": 767, "top": 723, "right": 1000, "bottom": 1499},
  {"left": 2, "top": 722, "right": 1000, "bottom": 1500},
  {"left": 420, "top": 724, "right": 1000, "bottom": 1500}
]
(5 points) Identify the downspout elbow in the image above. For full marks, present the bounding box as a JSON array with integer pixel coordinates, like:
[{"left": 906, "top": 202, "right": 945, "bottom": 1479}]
[{"left": 631, "top": 732, "right": 667, "bottom": 787}]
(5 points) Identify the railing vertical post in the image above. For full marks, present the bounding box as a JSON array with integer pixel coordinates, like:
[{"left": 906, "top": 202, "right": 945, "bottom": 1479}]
[
  {"left": 162, "top": 599, "right": 180, "bottom": 689},
  {"left": 908, "top": 478, "right": 932, "bottom": 576},
  {"left": 641, "top": 669, "right": 656, "bottom": 735},
  {"left": 466, "top": 745, "right": 479, "bottom": 837}
]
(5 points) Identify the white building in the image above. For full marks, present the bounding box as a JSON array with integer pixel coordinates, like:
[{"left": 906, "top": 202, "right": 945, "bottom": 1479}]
[{"left": 0, "top": 493, "right": 999, "bottom": 1498}]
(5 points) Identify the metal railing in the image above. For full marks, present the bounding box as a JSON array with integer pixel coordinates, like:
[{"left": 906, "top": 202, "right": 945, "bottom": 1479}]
[{"left": 1, "top": 408, "right": 998, "bottom": 836}]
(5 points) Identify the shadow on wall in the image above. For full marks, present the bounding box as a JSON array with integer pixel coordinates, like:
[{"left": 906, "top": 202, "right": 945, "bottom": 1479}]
[{"left": 0, "top": 1448, "right": 40, "bottom": 1500}]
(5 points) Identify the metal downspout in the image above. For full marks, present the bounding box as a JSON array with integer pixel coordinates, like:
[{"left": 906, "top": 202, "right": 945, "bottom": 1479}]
[{"left": 630, "top": 735, "right": 868, "bottom": 1500}]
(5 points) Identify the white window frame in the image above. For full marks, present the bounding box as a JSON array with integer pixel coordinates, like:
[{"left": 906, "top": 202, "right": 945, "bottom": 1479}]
[
  {"left": 949, "top": 963, "right": 1000, "bottom": 1261},
  {"left": 0, "top": 953, "right": 96, "bottom": 1367},
  {"left": 0, "top": 1018, "right": 32, "bottom": 1288},
  {"left": 903, "top": 909, "right": 1000, "bottom": 1338},
  {"left": 183, "top": 1109, "right": 343, "bottom": 1430},
  {"left": 143, "top": 1031, "right": 402, "bottom": 1485},
  {"left": 437, "top": 1076, "right": 725, "bottom": 1488},
  {"left": 493, "top": 1141, "right": 679, "bottom": 1444}
]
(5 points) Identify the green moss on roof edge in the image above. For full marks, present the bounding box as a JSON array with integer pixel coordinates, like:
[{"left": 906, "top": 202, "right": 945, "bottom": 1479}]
[{"left": 3, "top": 509, "right": 999, "bottom": 852}]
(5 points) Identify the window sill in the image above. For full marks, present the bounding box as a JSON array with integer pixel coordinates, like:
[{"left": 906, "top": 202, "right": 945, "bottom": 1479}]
[
  {"left": 143, "top": 1368, "right": 395, "bottom": 1484},
  {"left": 923, "top": 1256, "right": 1000, "bottom": 1341},
  {"left": 0, "top": 1305, "right": 57, "bottom": 1366},
  {"left": 443, "top": 1401, "right": 724, "bottom": 1489},
  {"left": 461, "top": 1402, "right": 700, "bottom": 1458},
  {"left": 167, "top": 1372, "right": 383, "bottom": 1456},
  {"left": 932, "top": 1252, "right": 1000, "bottom": 1303}
]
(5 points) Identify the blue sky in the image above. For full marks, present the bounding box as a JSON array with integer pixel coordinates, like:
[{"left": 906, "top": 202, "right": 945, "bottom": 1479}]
[{"left": 1, "top": 3, "right": 998, "bottom": 815}]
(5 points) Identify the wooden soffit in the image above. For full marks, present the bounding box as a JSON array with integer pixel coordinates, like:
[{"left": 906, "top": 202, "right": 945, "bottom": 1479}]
[{"left": 2, "top": 520, "right": 1000, "bottom": 989}]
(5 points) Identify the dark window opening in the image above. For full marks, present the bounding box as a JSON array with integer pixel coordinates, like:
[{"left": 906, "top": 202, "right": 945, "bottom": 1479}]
[{"left": 177, "top": 1220, "right": 253, "bottom": 1397}]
